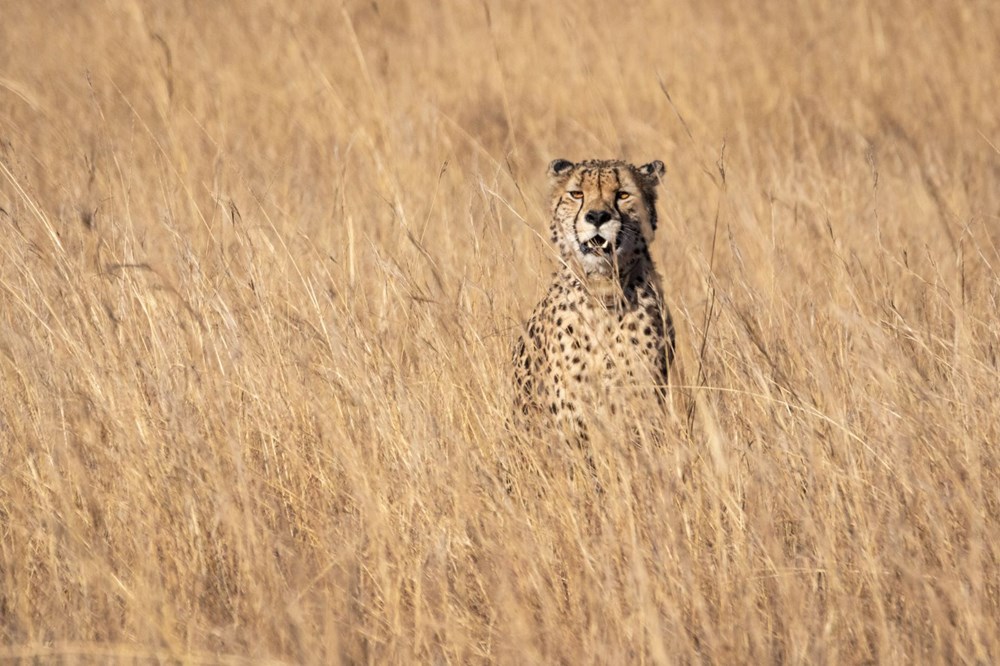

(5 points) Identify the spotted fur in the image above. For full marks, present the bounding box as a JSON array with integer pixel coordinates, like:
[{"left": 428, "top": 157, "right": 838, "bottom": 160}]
[{"left": 513, "top": 159, "right": 675, "bottom": 438}]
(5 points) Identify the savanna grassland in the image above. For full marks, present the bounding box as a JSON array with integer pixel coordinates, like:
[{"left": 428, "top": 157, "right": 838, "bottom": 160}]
[{"left": 2, "top": 1, "right": 999, "bottom": 663}]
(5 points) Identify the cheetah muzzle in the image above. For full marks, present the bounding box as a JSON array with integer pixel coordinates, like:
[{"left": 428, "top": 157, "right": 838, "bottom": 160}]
[{"left": 579, "top": 232, "right": 621, "bottom": 256}]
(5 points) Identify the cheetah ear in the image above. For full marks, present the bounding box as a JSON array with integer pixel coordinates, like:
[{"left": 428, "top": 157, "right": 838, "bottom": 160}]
[
  {"left": 637, "top": 160, "right": 666, "bottom": 184},
  {"left": 547, "top": 159, "right": 575, "bottom": 179}
]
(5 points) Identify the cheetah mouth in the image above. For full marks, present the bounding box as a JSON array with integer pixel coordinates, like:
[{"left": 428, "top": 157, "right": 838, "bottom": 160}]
[{"left": 580, "top": 234, "right": 621, "bottom": 255}]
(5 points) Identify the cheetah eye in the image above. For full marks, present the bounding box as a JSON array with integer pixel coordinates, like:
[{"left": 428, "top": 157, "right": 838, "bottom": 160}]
[
  {"left": 568, "top": 191, "right": 584, "bottom": 200},
  {"left": 617, "top": 191, "right": 631, "bottom": 201}
]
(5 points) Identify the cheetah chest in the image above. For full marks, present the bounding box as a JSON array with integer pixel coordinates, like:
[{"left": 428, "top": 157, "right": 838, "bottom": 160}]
[{"left": 540, "top": 294, "right": 668, "bottom": 420}]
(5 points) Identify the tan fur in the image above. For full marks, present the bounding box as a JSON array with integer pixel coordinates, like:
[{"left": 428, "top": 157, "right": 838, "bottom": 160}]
[{"left": 513, "top": 159, "right": 675, "bottom": 438}]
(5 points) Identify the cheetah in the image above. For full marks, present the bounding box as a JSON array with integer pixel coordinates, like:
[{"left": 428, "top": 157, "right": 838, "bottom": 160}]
[{"left": 513, "top": 158, "right": 675, "bottom": 439}]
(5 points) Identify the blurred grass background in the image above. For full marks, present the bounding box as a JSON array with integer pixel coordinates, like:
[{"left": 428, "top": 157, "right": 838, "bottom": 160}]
[{"left": 1, "top": 0, "right": 999, "bottom": 662}]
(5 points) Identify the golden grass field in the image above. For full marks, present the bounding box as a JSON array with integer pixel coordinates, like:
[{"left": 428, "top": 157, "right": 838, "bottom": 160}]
[{"left": 2, "top": 0, "right": 999, "bottom": 662}]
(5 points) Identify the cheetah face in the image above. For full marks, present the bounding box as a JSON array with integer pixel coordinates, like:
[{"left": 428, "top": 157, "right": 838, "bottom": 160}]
[{"left": 548, "top": 159, "right": 666, "bottom": 278}]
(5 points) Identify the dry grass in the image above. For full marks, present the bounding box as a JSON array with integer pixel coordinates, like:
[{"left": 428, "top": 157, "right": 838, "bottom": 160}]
[{"left": 2, "top": 1, "right": 999, "bottom": 663}]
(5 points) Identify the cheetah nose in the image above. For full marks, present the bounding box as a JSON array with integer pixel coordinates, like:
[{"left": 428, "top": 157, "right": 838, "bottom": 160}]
[{"left": 585, "top": 209, "right": 612, "bottom": 227}]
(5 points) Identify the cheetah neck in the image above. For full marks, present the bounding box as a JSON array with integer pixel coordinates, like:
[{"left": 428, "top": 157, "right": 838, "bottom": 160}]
[{"left": 570, "top": 252, "right": 656, "bottom": 307}]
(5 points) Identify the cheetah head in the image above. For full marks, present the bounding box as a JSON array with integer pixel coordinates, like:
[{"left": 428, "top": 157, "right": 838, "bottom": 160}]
[{"left": 547, "top": 158, "right": 666, "bottom": 280}]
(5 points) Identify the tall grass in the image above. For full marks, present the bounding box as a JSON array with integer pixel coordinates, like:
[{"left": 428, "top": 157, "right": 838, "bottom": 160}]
[{"left": 2, "top": 0, "right": 999, "bottom": 662}]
